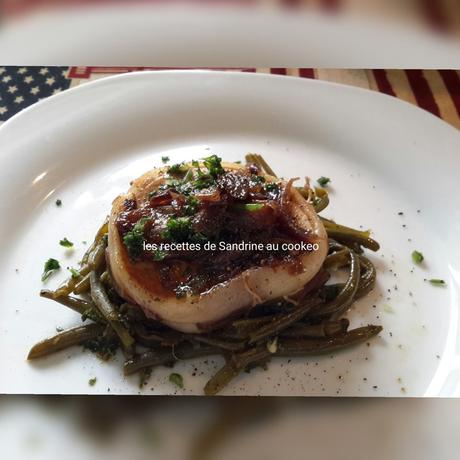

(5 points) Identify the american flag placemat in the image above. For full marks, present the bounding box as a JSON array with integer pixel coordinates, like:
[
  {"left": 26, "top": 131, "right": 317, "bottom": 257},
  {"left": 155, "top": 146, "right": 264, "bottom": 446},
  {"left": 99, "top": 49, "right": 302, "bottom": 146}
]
[{"left": 0, "top": 66, "right": 71, "bottom": 122}]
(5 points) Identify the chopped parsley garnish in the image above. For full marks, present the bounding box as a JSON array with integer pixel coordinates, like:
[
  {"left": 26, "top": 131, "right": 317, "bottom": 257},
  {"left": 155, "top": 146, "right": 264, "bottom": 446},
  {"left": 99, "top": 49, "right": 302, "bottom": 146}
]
[
  {"left": 59, "top": 237, "right": 74, "bottom": 248},
  {"left": 81, "top": 308, "right": 101, "bottom": 323},
  {"left": 263, "top": 182, "right": 280, "bottom": 199},
  {"left": 123, "top": 217, "right": 150, "bottom": 258},
  {"left": 202, "top": 154, "right": 224, "bottom": 178},
  {"left": 88, "top": 377, "right": 97, "bottom": 386},
  {"left": 169, "top": 373, "right": 184, "bottom": 389},
  {"left": 153, "top": 249, "right": 166, "bottom": 261},
  {"left": 55, "top": 199, "right": 62, "bottom": 206},
  {"left": 68, "top": 267, "right": 81, "bottom": 279},
  {"left": 161, "top": 156, "right": 170, "bottom": 163},
  {"left": 250, "top": 175, "right": 266, "bottom": 185},
  {"left": 83, "top": 335, "right": 118, "bottom": 359},
  {"left": 411, "top": 250, "right": 424, "bottom": 264},
  {"left": 193, "top": 173, "right": 214, "bottom": 190},
  {"left": 167, "top": 163, "right": 189, "bottom": 176},
  {"left": 41, "top": 258, "right": 60, "bottom": 282},
  {"left": 428, "top": 279, "right": 446, "bottom": 286},
  {"left": 264, "top": 182, "right": 279, "bottom": 192},
  {"left": 163, "top": 217, "right": 192, "bottom": 242},
  {"left": 160, "top": 156, "right": 225, "bottom": 194},
  {"left": 317, "top": 176, "right": 331, "bottom": 187},
  {"left": 184, "top": 195, "right": 199, "bottom": 215}
]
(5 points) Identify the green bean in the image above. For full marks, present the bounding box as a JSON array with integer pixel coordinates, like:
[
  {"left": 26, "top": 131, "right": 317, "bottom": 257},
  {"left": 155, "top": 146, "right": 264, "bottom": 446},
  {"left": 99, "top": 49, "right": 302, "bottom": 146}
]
[
  {"left": 89, "top": 218, "right": 108, "bottom": 247},
  {"left": 230, "top": 316, "right": 273, "bottom": 336},
  {"left": 229, "top": 306, "right": 317, "bottom": 340},
  {"left": 133, "top": 323, "right": 183, "bottom": 347},
  {"left": 355, "top": 255, "right": 377, "bottom": 299},
  {"left": 313, "top": 250, "right": 361, "bottom": 319},
  {"left": 124, "top": 343, "right": 221, "bottom": 376},
  {"left": 124, "top": 349, "right": 172, "bottom": 375},
  {"left": 73, "top": 272, "right": 91, "bottom": 295},
  {"left": 248, "top": 296, "right": 323, "bottom": 344},
  {"left": 52, "top": 221, "right": 109, "bottom": 298},
  {"left": 191, "top": 335, "right": 247, "bottom": 351},
  {"left": 322, "top": 218, "right": 380, "bottom": 251},
  {"left": 324, "top": 248, "right": 350, "bottom": 269},
  {"left": 80, "top": 242, "right": 97, "bottom": 267},
  {"left": 28, "top": 323, "right": 105, "bottom": 359},
  {"left": 288, "top": 269, "right": 330, "bottom": 305},
  {"left": 318, "top": 283, "right": 344, "bottom": 304},
  {"left": 88, "top": 240, "right": 107, "bottom": 274},
  {"left": 100, "top": 271, "right": 110, "bottom": 286},
  {"left": 295, "top": 187, "right": 310, "bottom": 200},
  {"left": 53, "top": 266, "right": 90, "bottom": 298},
  {"left": 205, "top": 325, "right": 382, "bottom": 395},
  {"left": 90, "top": 271, "right": 135, "bottom": 351},
  {"left": 277, "top": 325, "right": 382, "bottom": 356},
  {"left": 119, "top": 303, "right": 148, "bottom": 322},
  {"left": 80, "top": 219, "right": 109, "bottom": 265},
  {"left": 329, "top": 251, "right": 361, "bottom": 319},
  {"left": 40, "top": 289, "right": 92, "bottom": 315},
  {"left": 204, "top": 346, "right": 271, "bottom": 395},
  {"left": 279, "top": 319, "right": 349, "bottom": 338},
  {"left": 327, "top": 239, "right": 345, "bottom": 253},
  {"left": 313, "top": 187, "right": 329, "bottom": 213},
  {"left": 40, "top": 289, "right": 104, "bottom": 323}
]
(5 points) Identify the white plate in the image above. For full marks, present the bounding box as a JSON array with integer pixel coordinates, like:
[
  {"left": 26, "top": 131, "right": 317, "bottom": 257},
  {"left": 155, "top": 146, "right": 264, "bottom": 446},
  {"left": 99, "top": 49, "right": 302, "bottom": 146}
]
[{"left": 0, "top": 70, "right": 459, "bottom": 396}]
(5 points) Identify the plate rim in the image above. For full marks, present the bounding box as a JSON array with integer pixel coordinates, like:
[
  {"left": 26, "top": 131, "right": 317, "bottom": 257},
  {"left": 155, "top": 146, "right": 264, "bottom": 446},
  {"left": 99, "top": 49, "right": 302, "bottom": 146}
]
[{"left": 1, "top": 69, "right": 459, "bottom": 140}]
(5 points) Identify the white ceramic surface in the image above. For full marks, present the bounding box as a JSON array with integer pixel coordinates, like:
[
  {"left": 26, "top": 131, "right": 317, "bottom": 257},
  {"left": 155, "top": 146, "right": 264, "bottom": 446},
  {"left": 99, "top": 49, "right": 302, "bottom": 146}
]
[{"left": 0, "top": 70, "right": 459, "bottom": 395}]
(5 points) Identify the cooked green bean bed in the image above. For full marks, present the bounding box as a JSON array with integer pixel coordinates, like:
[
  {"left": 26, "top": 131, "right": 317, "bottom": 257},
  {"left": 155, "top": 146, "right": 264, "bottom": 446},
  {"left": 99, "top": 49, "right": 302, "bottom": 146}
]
[{"left": 27, "top": 155, "right": 382, "bottom": 394}]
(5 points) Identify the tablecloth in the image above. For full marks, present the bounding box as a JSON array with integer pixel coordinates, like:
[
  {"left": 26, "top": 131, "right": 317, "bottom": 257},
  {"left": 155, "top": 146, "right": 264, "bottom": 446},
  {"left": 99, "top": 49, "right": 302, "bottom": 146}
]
[{"left": 0, "top": 67, "right": 459, "bottom": 129}]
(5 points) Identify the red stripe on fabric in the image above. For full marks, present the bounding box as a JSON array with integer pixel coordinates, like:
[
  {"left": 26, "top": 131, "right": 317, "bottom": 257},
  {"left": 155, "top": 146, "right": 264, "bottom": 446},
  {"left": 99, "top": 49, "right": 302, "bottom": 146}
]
[
  {"left": 68, "top": 67, "right": 91, "bottom": 79},
  {"left": 68, "top": 67, "right": 257, "bottom": 79},
  {"left": 298, "top": 69, "right": 315, "bottom": 79},
  {"left": 372, "top": 70, "right": 396, "bottom": 97},
  {"left": 405, "top": 70, "right": 441, "bottom": 117},
  {"left": 270, "top": 68, "right": 287, "bottom": 75},
  {"left": 439, "top": 70, "right": 460, "bottom": 118}
]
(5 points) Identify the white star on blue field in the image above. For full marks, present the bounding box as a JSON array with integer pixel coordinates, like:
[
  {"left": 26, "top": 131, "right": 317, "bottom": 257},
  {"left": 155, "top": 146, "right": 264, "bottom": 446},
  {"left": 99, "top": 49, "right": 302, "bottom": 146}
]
[{"left": 0, "top": 67, "right": 71, "bottom": 121}]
